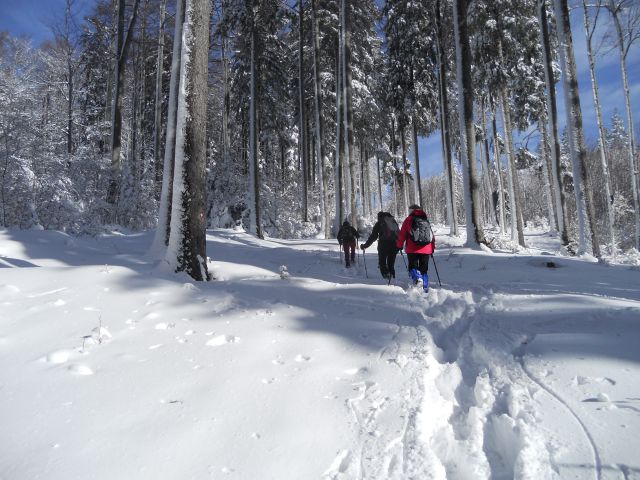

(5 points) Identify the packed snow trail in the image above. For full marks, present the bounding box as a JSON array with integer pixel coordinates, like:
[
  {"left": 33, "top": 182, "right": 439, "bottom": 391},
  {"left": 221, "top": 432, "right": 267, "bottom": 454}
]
[{"left": 1, "top": 227, "right": 639, "bottom": 479}]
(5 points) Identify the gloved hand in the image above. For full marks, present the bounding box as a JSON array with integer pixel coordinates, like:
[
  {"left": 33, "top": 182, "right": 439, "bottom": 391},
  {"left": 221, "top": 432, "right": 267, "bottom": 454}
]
[{"left": 360, "top": 244, "right": 366, "bottom": 250}]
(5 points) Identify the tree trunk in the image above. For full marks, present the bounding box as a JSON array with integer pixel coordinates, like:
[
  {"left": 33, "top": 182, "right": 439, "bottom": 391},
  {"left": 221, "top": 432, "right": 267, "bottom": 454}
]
[
  {"left": 435, "top": 0, "right": 457, "bottom": 235},
  {"left": 608, "top": 0, "right": 639, "bottom": 250},
  {"left": 166, "top": 0, "right": 211, "bottom": 281},
  {"left": 583, "top": 0, "right": 616, "bottom": 255},
  {"left": 150, "top": 0, "right": 184, "bottom": 257},
  {"left": 249, "top": 0, "right": 263, "bottom": 238},
  {"left": 453, "top": 0, "right": 485, "bottom": 246},
  {"left": 538, "top": 0, "right": 569, "bottom": 244},
  {"left": 299, "top": 0, "right": 309, "bottom": 223},
  {"left": 390, "top": 117, "right": 399, "bottom": 218},
  {"left": 153, "top": 0, "right": 167, "bottom": 196},
  {"left": 334, "top": 35, "right": 344, "bottom": 232},
  {"left": 311, "top": 0, "right": 330, "bottom": 236},
  {"left": 480, "top": 100, "right": 497, "bottom": 225},
  {"left": 491, "top": 100, "right": 507, "bottom": 235},
  {"left": 108, "top": 0, "right": 140, "bottom": 212},
  {"left": 341, "top": 0, "right": 357, "bottom": 226},
  {"left": 500, "top": 89, "right": 526, "bottom": 247},
  {"left": 539, "top": 115, "right": 557, "bottom": 231},
  {"left": 411, "top": 117, "right": 423, "bottom": 208},
  {"left": 555, "top": 0, "right": 600, "bottom": 257},
  {"left": 400, "top": 125, "right": 410, "bottom": 211}
]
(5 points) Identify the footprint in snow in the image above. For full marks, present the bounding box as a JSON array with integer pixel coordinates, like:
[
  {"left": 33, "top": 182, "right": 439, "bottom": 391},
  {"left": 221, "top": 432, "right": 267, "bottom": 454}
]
[
  {"left": 323, "top": 449, "right": 352, "bottom": 478},
  {"left": 148, "top": 344, "right": 163, "bottom": 350},
  {"left": 272, "top": 358, "right": 285, "bottom": 365},
  {"left": 206, "top": 335, "right": 239, "bottom": 347},
  {"left": 68, "top": 363, "right": 94, "bottom": 375},
  {"left": 295, "top": 354, "right": 311, "bottom": 362},
  {"left": 42, "top": 349, "right": 72, "bottom": 364},
  {"left": 143, "top": 312, "right": 160, "bottom": 320},
  {"left": 261, "top": 377, "right": 276, "bottom": 384},
  {"left": 343, "top": 367, "right": 368, "bottom": 376}
]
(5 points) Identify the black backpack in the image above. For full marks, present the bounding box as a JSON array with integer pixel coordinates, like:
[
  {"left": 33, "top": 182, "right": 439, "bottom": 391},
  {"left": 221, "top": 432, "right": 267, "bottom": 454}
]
[
  {"left": 410, "top": 215, "right": 433, "bottom": 246},
  {"left": 380, "top": 214, "right": 399, "bottom": 245}
]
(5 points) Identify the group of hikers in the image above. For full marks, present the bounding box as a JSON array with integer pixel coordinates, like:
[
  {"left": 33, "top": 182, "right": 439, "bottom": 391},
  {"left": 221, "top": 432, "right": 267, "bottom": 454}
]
[{"left": 337, "top": 204, "right": 436, "bottom": 292}]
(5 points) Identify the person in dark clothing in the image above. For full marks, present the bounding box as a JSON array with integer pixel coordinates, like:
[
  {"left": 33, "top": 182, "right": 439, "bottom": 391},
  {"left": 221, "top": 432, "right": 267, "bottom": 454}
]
[
  {"left": 396, "top": 204, "right": 436, "bottom": 292},
  {"left": 337, "top": 220, "right": 359, "bottom": 268},
  {"left": 360, "top": 212, "right": 400, "bottom": 281}
]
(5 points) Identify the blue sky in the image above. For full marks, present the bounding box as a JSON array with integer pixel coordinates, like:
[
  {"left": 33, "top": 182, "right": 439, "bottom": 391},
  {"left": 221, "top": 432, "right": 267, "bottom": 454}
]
[
  {"left": 0, "top": 0, "right": 95, "bottom": 44},
  {"left": 1, "top": 0, "right": 637, "bottom": 179}
]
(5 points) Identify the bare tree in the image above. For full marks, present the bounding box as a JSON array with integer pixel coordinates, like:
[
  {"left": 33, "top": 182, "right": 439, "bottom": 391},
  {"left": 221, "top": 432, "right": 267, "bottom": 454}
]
[
  {"left": 107, "top": 0, "right": 141, "bottom": 212},
  {"left": 606, "top": 0, "right": 640, "bottom": 250},
  {"left": 583, "top": 0, "right": 616, "bottom": 255},
  {"left": 538, "top": 0, "right": 569, "bottom": 245},
  {"left": 554, "top": 0, "right": 601, "bottom": 257}
]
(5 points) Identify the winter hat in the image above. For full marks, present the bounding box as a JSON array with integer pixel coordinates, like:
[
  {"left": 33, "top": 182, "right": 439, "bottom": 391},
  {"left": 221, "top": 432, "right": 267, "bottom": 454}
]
[
  {"left": 409, "top": 204, "right": 422, "bottom": 211},
  {"left": 343, "top": 220, "right": 350, "bottom": 226}
]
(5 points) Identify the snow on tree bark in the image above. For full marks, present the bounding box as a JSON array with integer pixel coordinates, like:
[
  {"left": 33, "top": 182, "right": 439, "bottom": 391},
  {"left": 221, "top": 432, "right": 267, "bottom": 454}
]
[
  {"left": 538, "top": 0, "right": 569, "bottom": 245},
  {"left": 453, "top": 0, "right": 486, "bottom": 247},
  {"left": 607, "top": 0, "right": 639, "bottom": 251},
  {"left": 165, "top": 0, "right": 211, "bottom": 281},
  {"left": 583, "top": 0, "right": 616, "bottom": 255},
  {"left": 554, "top": 0, "right": 600, "bottom": 257},
  {"left": 150, "top": 0, "right": 185, "bottom": 259}
]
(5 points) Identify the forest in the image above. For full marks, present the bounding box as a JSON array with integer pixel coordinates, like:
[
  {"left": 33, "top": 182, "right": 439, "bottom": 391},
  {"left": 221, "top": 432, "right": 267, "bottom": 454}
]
[{"left": 1, "top": 0, "right": 638, "bottom": 280}]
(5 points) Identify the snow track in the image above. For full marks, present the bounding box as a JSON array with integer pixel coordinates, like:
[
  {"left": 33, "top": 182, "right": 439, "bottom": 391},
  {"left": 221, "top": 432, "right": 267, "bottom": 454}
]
[{"left": 337, "top": 284, "right": 566, "bottom": 480}]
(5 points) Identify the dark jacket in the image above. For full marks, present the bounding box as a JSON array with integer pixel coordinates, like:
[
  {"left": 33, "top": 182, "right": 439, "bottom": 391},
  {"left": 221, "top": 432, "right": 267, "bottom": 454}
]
[
  {"left": 337, "top": 224, "right": 359, "bottom": 244},
  {"left": 396, "top": 209, "right": 436, "bottom": 254},
  {"left": 362, "top": 212, "right": 398, "bottom": 252}
]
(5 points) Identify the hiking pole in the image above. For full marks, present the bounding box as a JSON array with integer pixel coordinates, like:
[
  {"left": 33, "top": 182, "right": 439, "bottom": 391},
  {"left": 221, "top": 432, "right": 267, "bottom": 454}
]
[
  {"left": 400, "top": 249, "right": 407, "bottom": 270},
  {"left": 363, "top": 249, "right": 368, "bottom": 278},
  {"left": 430, "top": 254, "right": 442, "bottom": 287}
]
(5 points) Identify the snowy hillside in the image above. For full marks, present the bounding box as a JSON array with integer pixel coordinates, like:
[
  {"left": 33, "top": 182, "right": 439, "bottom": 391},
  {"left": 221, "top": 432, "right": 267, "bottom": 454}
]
[{"left": 1, "top": 227, "right": 639, "bottom": 480}]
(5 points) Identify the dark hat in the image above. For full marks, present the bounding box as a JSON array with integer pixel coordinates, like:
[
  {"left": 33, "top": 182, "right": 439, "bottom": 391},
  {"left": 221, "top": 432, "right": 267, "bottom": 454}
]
[
  {"left": 409, "top": 204, "right": 421, "bottom": 210},
  {"left": 342, "top": 220, "right": 350, "bottom": 226}
]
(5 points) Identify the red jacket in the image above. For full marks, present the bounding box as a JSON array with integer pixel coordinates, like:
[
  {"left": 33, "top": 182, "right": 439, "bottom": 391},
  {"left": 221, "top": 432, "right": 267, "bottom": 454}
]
[{"left": 396, "top": 209, "right": 436, "bottom": 254}]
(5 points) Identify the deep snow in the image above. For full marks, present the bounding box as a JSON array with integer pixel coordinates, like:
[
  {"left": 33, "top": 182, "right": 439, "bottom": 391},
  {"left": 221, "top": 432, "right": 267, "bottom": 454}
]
[{"left": 1, "top": 227, "right": 639, "bottom": 479}]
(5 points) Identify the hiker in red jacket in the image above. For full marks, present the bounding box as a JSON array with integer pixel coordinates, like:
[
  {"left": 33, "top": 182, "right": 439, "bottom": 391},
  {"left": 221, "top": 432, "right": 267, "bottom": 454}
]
[{"left": 396, "top": 204, "right": 436, "bottom": 292}]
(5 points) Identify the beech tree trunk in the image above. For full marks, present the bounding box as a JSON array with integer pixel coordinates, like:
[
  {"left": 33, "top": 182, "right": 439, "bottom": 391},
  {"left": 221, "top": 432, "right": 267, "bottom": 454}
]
[
  {"left": 298, "top": 0, "right": 308, "bottom": 223},
  {"left": 341, "top": 0, "right": 357, "bottom": 226},
  {"left": 153, "top": 0, "right": 166, "bottom": 194},
  {"left": 555, "top": 0, "right": 600, "bottom": 257},
  {"left": 334, "top": 35, "right": 344, "bottom": 232},
  {"left": 108, "top": 0, "right": 140, "bottom": 212},
  {"left": 435, "top": 0, "right": 457, "bottom": 235},
  {"left": 453, "top": 0, "right": 485, "bottom": 246},
  {"left": 166, "top": 0, "right": 211, "bottom": 281},
  {"left": 607, "top": 0, "right": 639, "bottom": 250},
  {"left": 311, "top": 0, "right": 330, "bottom": 237},
  {"left": 583, "top": 0, "right": 616, "bottom": 255},
  {"left": 150, "top": 0, "right": 184, "bottom": 257},
  {"left": 538, "top": 0, "right": 569, "bottom": 244},
  {"left": 248, "top": 0, "right": 262, "bottom": 238}
]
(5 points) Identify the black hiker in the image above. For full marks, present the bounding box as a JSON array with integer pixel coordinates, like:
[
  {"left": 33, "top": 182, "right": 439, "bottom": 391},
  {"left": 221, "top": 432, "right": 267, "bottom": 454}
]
[
  {"left": 360, "top": 212, "right": 400, "bottom": 280},
  {"left": 337, "top": 220, "right": 359, "bottom": 267}
]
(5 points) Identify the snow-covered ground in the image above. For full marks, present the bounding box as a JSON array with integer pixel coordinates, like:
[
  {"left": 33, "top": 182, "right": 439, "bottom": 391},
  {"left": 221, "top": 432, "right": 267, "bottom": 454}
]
[{"left": 1, "top": 226, "right": 639, "bottom": 480}]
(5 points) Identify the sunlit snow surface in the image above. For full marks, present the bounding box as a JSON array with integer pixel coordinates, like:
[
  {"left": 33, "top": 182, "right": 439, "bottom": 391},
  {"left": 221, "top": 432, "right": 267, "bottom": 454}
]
[{"left": 1, "top": 227, "right": 639, "bottom": 479}]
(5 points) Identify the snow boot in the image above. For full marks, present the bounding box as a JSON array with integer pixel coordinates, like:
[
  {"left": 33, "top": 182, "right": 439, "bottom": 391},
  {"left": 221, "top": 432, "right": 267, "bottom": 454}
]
[
  {"left": 422, "top": 273, "right": 429, "bottom": 293},
  {"left": 409, "top": 268, "right": 421, "bottom": 285}
]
